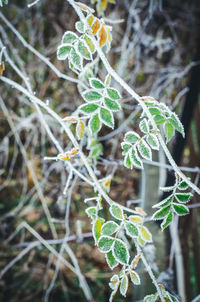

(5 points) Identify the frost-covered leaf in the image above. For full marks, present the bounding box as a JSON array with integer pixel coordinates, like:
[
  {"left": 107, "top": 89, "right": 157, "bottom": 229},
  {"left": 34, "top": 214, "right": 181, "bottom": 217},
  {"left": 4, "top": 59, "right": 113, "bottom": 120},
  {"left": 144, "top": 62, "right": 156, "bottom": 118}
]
[
  {"left": 109, "top": 274, "right": 119, "bottom": 290},
  {"left": 84, "top": 34, "right": 96, "bottom": 54},
  {"left": 105, "top": 74, "right": 111, "bottom": 86},
  {"left": 160, "top": 185, "right": 176, "bottom": 192},
  {"left": 90, "top": 143, "right": 103, "bottom": 159},
  {"left": 62, "top": 31, "right": 78, "bottom": 44},
  {"left": 112, "top": 239, "right": 130, "bottom": 265},
  {"left": 124, "top": 131, "right": 140, "bottom": 144},
  {"left": 69, "top": 47, "right": 83, "bottom": 70},
  {"left": 178, "top": 180, "right": 189, "bottom": 191},
  {"left": 89, "top": 113, "right": 101, "bottom": 134},
  {"left": 154, "top": 114, "right": 166, "bottom": 124},
  {"left": 89, "top": 78, "right": 105, "bottom": 89},
  {"left": 129, "top": 215, "right": 143, "bottom": 223},
  {"left": 125, "top": 222, "right": 138, "bottom": 237},
  {"left": 77, "top": 40, "right": 92, "bottom": 60},
  {"left": 75, "top": 21, "right": 85, "bottom": 33},
  {"left": 124, "top": 153, "right": 132, "bottom": 169},
  {"left": 93, "top": 218, "right": 103, "bottom": 243},
  {"left": 98, "top": 236, "right": 114, "bottom": 252},
  {"left": 164, "top": 122, "right": 175, "bottom": 143},
  {"left": 129, "top": 147, "right": 143, "bottom": 169},
  {"left": 175, "top": 193, "right": 192, "bottom": 203},
  {"left": 82, "top": 89, "right": 102, "bottom": 102},
  {"left": 76, "top": 120, "right": 85, "bottom": 139},
  {"left": 104, "top": 97, "right": 121, "bottom": 111},
  {"left": 152, "top": 205, "right": 171, "bottom": 220},
  {"left": 172, "top": 203, "right": 189, "bottom": 215},
  {"left": 146, "top": 134, "right": 159, "bottom": 150},
  {"left": 107, "top": 88, "right": 121, "bottom": 100},
  {"left": 130, "top": 270, "right": 140, "bottom": 285},
  {"left": 120, "top": 275, "right": 128, "bottom": 297},
  {"left": 100, "top": 107, "right": 114, "bottom": 128},
  {"left": 86, "top": 206, "right": 97, "bottom": 220},
  {"left": 137, "top": 140, "right": 152, "bottom": 160},
  {"left": 102, "top": 221, "right": 119, "bottom": 236},
  {"left": 169, "top": 113, "right": 185, "bottom": 137},
  {"left": 79, "top": 103, "right": 99, "bottom": 114},
  {"left": 121, "top": 142, "right": 132, "bottom": 154},
  {"left": 161, "top": 211, "right": 173, "bottom": 231},
  {"left": 99, "top": 25, "right": 107, "bottom": 47},
  {"left": 140, "top": 226, "right": 152, "bottom": 242},
  {"left": 139, "top": 119, "right": 149, "bottom": 134},
  {"left": 110, "top": 204, "right": 123, "bottom": 220},
  {"left": 152, "top": 194, "right": 173, "bottom": 208},
  {"left": 57, "top": 44, "right": 71, "bottom": 60},
  {"left": 149, "top": 107, "right": 162, "bottom": 115},
  {"left": 106, "top": 250, "right": 118, "bottom": 269},
  {"left": 144, "top": 294, "right": 157, "bottom": 302}
]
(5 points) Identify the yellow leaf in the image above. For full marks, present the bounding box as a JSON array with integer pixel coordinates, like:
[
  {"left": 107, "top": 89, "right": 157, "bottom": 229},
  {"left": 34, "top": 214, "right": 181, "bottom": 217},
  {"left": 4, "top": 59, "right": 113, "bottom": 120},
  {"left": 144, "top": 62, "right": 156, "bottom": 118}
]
[
  {"left": 87, "top": 14, "right": 94, "bottom": 27},
  {"left": 140, "top": 226, "right": 152, "bottom": 242},
  {"left": 99, "top": 25, "right": 107, "bottom": 47},
  {"left": 129, "top": 215, "right": 143, "bottom": 223},
  {"left": 76, "top": 120, "right": 85, "bottom": 139},
  {"left": 91, "top": 19, "right": 101, "bottom": 35},
  {"left": 0, "top": 62, "right": 5, "bottom": 76},
  {"left": 102, "top": 0, "right": 108, "bottom": 10}
]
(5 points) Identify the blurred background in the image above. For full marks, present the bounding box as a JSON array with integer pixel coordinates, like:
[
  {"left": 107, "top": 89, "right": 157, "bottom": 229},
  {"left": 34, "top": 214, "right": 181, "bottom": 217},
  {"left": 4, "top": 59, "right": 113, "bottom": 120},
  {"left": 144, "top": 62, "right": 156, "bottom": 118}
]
[{"left": 0, "top": 0, "right": 200, "bottom": 301}]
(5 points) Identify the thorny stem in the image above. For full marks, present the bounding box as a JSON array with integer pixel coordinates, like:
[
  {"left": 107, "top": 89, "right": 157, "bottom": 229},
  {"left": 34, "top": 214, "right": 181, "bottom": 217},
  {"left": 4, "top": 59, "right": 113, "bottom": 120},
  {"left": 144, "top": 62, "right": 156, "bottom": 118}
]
[{"left": 66, "top": 0, "right": 200, "bottom": 196}]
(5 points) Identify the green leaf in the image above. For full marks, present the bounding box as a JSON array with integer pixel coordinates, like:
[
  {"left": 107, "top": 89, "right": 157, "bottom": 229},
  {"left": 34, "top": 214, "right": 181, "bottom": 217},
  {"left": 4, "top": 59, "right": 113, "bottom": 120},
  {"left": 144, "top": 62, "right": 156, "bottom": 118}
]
[
  {"left": 90, "top": 143, "right": 103, "bottom": 159},
  {"left": 164, "top": 122, "right": 175, "bottom": 143},
  {"left": 89, "top": 113, "right": 101, "bottom": 134},
  {"left": 152, "top": 205, "right": 171, "bottom": 220},
  {"left": 172, "top": 203, "right": 189, "bottom": 216},
  {"left": 104, "top": 97, "right": 121, "bottom": 111},
  {"left": 102, "top": 221, "right": 119, "bottom": 236},
  {"left": 140, "top": 226, "right": 152, "bottom": 242},
  {"left": 161, "top": 211, "right": 173, "bottom": 231},
  {"left": 149, "top": 107, "right": 162, "bottom": 115},
  {"left": 109, "top": 275, "right": 119, "bottom": 290},
  {"left": 77, "top": 40, "right": 92, "bottom": 60},
  {"left": 139, "top": 119, "right": 149, "bottom": 134},
  {"left": 93, "top": 218, "right": 103, "bottom": 244},
  {"left": 121, "top": 142, "right": 132, "bottom": 154},
  {"left": 107, "top": 88, "right": 121, "bottom": 100},
  {"left": 130, "top": 271, "right": 140, "bottom": 285},
  {"left": 175, "top": 193, "right": 192, "bottom": 203},
  {"left": 137, "top": 140, "right": 152, "bottom": 160},
  {"left": 106, "top": 250, "right": 118, "bottom": 269},
  {"left": 57, "top": 44, "right": 71, "bottom": 60},
  {"left": 129, "top": 147, "right": 143, "bottom": 169},
  {"left": 120, "top": 275, "right": 128, "bottom": 297},
  {"left": 82, "top": 89, "right": 102, "bottom": 102},
  {"left": 89, "top": 78, "right": 105, "bottom": 89},
  {"left": 84, "top": 34, "right": 95, "bottom": 54},
  {"left": 160, "top": 185, "right": 176, "bottom": 192},
  {"left": 112, "top": 239, "right": 130, "bottom": 265},
  {"left": 62, "top": 31, "right": 78, "bottom": 44},
  {"left": 154, "top": 114, "right": 166, "bottom": 124},
  {"left": 152, "top": 194, "right": 174, "bottom": 208},
  {"left": 125, "top": 222, "right": 138, "bottom": 237},
  {"left": 146, "top": 134, "right": 159, "bottom": 150},
  {"left": 110, "top": 204, "right": 123, "bottom": 220},
  {"left": 124, "top": 153, "right": 132, "bottom": 169},
  {"left": 169, "top": 113, "right": 185, "bottom": 137},
  {"left": 79, "top": 103, "right": 99, "bottom": 114},
  {"left": 178, "top": 180, "right": 189, "bottom": 191},
  {"left": 86, "top": 206, "right": 97, "bottom": 220},
  {"left": 100, "top": 107, "right": 114, "bottom": 128},
  {"left": 69, "top": 47, "right": 83, "bottom": 70},
  {"left": 98, "top": 236, "right": 114, "bottom": 253},
  {"left": 75, "top": 21, "right": 85, "bottom": 33},
  {"left": 124, "top": 131, "right": 140, "bottom": 144}
]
